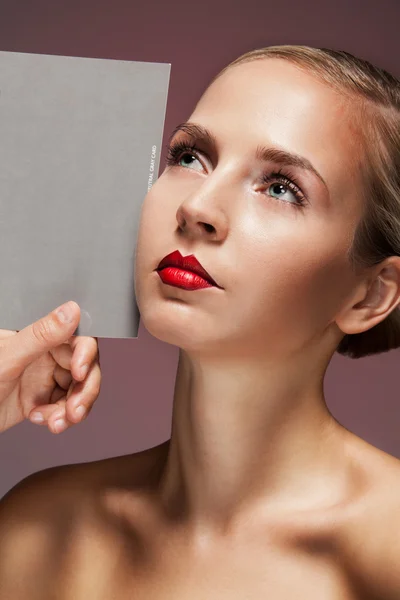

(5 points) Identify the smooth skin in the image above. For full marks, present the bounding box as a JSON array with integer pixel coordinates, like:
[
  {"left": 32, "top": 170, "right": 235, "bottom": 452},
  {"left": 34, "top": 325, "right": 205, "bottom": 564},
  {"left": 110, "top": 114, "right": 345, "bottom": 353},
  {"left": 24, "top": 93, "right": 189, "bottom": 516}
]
[{"left": 1, "top": 58, "right": 400, "bottom": 599}]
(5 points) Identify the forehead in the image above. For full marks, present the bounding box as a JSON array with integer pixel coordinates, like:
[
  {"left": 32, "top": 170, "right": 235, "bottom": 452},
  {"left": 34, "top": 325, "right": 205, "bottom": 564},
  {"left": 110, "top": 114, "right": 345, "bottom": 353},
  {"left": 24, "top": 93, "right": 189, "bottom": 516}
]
[
  {"left": 193, "top": 59, "right": 355, "bottom": 154},
  {"left": 189, "top": 58, "right": 364, "bottom": 209}
]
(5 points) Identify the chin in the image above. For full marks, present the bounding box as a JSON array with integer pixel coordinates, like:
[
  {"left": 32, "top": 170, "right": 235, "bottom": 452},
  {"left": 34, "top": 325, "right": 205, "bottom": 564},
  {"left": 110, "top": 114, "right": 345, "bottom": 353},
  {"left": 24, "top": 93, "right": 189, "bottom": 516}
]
[
  {"left": 140, "top": 304, "right": 194, "bottom": 347},
  {"left": 138, "top": 299, "right": 214, "bottom": 353},
  {"left": 136, "top": 274, "right": 231, "bottom": 353}
]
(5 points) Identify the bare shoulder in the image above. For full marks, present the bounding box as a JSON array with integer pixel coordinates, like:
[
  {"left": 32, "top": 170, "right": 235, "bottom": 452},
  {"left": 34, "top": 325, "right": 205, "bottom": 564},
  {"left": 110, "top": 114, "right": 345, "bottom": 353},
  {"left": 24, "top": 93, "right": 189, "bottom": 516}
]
[
  {"left": 0, "top": 440, "right": 169, "bottom": 599},
  {"left": 338, "top": 435, "right": 400, "bottom": 600}
]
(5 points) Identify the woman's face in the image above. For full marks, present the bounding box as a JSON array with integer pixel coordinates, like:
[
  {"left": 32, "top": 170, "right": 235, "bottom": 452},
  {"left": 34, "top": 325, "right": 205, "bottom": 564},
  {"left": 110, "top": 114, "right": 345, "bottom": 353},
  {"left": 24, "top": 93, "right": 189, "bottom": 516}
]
[{"left": 134, "top": 58, "right": 365, "bottom": 358}]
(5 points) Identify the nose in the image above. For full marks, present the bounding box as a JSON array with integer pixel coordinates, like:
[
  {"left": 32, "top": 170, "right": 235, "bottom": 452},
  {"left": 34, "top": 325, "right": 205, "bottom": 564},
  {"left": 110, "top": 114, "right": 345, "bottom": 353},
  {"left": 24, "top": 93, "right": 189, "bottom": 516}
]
[{"left": 175, "top": 188, "right": 229, "bottom": 242}]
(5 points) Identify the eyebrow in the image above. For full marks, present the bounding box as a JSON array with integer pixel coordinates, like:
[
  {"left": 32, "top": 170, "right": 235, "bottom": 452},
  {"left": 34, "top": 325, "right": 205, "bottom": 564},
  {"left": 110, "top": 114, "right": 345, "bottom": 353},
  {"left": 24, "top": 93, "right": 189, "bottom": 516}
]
[{"left": 169, "top": 121, "right": 328, "bottom": 191}]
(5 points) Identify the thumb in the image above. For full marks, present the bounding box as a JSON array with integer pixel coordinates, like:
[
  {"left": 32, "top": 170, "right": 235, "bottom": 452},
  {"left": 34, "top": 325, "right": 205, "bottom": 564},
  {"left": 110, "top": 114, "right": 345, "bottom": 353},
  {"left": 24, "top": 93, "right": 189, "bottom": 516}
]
[{"left": 5, "top": 301, "right": 80, "bottom": 378}]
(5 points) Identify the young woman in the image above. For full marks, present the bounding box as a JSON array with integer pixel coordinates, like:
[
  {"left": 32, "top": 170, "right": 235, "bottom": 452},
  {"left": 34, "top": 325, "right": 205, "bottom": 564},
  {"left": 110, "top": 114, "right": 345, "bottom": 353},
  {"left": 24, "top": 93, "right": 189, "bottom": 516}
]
[{"left": 1, "top": 45, "right": 400, "bottom": 599}]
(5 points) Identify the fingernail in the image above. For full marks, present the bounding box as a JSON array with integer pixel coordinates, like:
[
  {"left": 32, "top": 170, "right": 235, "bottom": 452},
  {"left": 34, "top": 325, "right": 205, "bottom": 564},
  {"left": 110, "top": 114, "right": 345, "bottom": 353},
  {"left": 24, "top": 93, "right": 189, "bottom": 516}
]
[
  {"left": 54, "top": 418, "right": 66, "bottom": 433},
  {"left": 30, "top": 412, "right": 44, "bottom": 423},
  {"left": 56, "top": 301, "right": 75, "bottom": 323},
  {"left": 79, "top": 364, "right": 89, "bottom": 378},
  {"left": 75, "top": 405, "right": 86, "bottom": 418}
]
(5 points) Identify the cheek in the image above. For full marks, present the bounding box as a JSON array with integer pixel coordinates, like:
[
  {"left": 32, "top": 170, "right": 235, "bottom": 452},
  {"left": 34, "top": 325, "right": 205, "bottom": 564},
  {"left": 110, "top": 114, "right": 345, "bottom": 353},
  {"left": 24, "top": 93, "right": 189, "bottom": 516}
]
[
  {"left": 136, "top": 187, "right": 171, "bottom": 264},
  {"left": 140, "top": 175, "right": 184, "bottom": 238},
  {"left": 134, "top": 183, "right": 182, "bottom": 311},
  {"left": 134, "top": 192, "right": 161, "bottom": 294},
  {"left": 233, "top": 229, "right": 353, "bottom": 334},
  {"left": 137, "top": 189, "right": 163, "bottom": 244}
]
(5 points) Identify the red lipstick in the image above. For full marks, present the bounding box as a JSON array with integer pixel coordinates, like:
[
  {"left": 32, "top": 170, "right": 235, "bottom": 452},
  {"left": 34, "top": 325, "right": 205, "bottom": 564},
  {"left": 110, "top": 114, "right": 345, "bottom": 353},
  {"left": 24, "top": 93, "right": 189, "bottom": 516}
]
[{"left": 156, "top": 250, "right": 222, "bottom": 291}]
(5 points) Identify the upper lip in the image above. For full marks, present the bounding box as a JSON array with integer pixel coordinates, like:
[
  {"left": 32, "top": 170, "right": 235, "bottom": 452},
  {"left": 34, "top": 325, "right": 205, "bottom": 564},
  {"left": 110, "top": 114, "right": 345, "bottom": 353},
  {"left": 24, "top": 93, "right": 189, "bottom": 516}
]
[{"left": 156, "top": 250, "right": 222, "bottom": 288}]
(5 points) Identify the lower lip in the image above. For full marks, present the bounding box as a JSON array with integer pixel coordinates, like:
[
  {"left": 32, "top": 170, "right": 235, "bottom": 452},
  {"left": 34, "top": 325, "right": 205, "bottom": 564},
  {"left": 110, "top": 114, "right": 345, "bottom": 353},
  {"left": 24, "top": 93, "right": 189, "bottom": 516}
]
[{"left": 157, "top": 267, "right": 215, "bottom": 290}]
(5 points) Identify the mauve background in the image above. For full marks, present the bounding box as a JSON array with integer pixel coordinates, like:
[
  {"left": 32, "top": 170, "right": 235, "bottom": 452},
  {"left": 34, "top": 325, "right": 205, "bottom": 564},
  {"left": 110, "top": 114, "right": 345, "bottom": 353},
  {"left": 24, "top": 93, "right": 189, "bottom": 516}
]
[{"left": 0, "top": 0, "right": 400, "bottom": 498}]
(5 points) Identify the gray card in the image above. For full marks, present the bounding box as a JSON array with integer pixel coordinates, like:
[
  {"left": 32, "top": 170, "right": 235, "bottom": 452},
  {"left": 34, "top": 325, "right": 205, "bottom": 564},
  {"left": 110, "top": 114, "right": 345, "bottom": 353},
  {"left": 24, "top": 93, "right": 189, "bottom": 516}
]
[{"left": 0, "top": 50, "right": 170, "bottom": 338}]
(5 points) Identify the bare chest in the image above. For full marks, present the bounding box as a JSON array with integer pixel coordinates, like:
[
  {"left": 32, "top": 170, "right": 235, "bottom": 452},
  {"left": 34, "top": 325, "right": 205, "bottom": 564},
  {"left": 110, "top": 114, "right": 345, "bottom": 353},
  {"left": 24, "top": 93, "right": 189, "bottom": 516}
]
[{"left": 59, "top": 529, "right": 357, "bottom": 600}]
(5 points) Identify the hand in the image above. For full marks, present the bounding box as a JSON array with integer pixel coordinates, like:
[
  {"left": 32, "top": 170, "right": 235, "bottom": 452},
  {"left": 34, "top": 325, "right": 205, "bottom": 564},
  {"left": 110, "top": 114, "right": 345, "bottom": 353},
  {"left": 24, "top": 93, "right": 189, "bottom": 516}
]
[{"left": 0, "top": 301, "right": 101, "bottom": 434}]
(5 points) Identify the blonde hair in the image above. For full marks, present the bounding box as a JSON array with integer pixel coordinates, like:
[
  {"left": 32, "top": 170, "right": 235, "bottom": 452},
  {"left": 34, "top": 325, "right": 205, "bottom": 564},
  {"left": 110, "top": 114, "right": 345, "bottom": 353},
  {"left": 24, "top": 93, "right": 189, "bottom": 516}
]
[{"left": 211, "top": 45, "right": 400, "bottom": 359}]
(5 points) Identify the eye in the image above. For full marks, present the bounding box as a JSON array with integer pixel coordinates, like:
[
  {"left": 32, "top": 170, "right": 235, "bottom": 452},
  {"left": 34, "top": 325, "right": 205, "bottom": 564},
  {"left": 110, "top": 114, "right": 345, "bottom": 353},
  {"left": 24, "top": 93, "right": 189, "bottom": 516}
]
[
  {"left": 262, "top": 171, "right": 306, "bottom": 208},
  {"left": 165, "top": 141, "right": 308, "bottom": 208},
  {"left": 268, "top": 182, "right": 297, "bottom": 203},
  {"left": 165, "top": 141, "right": 206, "bottom": 173},
  {"left": 178, "top": 152, "right": 204, "bottom": 172}
]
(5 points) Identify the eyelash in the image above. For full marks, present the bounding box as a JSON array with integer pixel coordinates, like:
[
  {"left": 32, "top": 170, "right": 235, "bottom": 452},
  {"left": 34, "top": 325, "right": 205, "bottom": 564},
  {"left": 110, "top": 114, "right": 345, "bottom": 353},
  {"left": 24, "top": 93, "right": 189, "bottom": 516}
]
[{"left": 165, "top": 140, "right": 307, "bottom": 208}]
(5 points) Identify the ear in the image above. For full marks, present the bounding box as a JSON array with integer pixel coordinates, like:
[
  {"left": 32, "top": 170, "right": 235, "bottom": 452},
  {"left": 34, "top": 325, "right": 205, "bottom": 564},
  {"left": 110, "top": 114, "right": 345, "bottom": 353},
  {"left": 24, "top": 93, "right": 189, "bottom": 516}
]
[{"left": 335, "top": 256, "right": 400, "bottom": 335}]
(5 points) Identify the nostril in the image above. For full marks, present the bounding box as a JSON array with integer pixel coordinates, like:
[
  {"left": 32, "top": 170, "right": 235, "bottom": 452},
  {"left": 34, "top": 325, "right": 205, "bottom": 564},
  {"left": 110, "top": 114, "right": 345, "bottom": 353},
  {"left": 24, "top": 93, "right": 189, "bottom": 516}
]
[{"left": 203, "top": 223, "right": 215, "bottom": 233}]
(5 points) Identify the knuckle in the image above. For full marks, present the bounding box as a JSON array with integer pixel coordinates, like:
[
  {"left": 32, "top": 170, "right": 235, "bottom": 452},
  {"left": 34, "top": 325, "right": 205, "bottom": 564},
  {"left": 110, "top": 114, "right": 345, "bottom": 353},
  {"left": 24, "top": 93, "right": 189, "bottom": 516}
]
[
  {"left": 53, "top": 400, "right": 65, "bottom": 415},
  {"left": 89, "top": 338, "right": 99, "bottom": 359},
  {"left": 92, "top": 384, "right": 101, "bottom": 398},
  {"left": 66, "top": 409, "right": 79, "bottom": 424},
  {"left": 92, "top": 337, "right": 100, "bottom": 358},
  {"left": 31, "top": 318, "right": 56, "bottom": 343},
  {"left": 91, "top": 378, "right": 101, "bottom": 398}
]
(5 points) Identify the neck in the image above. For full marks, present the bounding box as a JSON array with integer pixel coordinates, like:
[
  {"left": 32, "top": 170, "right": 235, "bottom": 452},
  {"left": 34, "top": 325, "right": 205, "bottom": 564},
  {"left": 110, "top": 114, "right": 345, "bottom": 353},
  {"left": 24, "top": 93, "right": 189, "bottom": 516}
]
[{"left": 156, "top": 345, "right": 351, "bottom": 538}]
